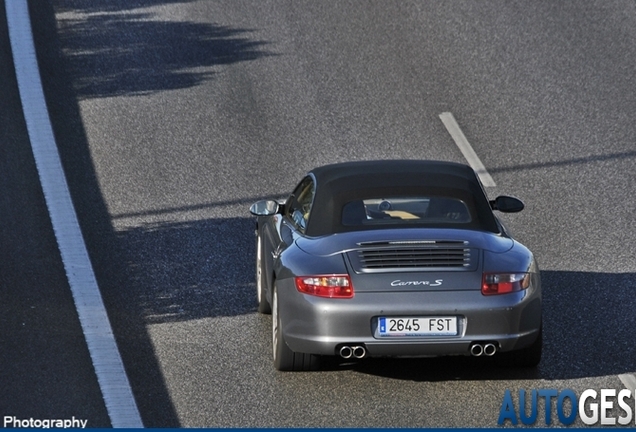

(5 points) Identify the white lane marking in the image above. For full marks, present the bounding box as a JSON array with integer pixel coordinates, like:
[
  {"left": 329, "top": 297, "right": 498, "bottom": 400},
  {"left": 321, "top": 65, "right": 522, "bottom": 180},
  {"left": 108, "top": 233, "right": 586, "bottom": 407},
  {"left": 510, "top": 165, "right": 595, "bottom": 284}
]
[
  {"left": 439, "top": 112, "right": 496, "bottom": 187},
  {"left": 619, "top": 374, "right": 636, "bottom": 392},
  {"left": 5, "top": 1, "right": 143, "bottom": 428}
]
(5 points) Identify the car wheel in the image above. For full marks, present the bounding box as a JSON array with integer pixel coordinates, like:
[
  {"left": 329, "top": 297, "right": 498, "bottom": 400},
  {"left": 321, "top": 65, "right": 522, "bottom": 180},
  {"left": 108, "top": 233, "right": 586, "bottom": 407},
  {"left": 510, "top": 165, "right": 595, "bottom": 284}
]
[
  {"left": 255, "top": 231, "right": 271, "bottom": 314},
  {"left": 497, "top": 326, "right": 543, "bottom": 368},
  {"left": 272, "top": 284, "right": 320, "bottom": 371}
]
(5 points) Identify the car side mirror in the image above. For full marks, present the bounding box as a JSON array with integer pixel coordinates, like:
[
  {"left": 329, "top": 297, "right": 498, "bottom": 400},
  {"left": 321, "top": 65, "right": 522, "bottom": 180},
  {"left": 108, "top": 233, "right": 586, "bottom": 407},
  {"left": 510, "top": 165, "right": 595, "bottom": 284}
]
[
  {"left": 490, "top": 196, "right": 524, "bottom": 213},
  {"left": 249, "top": 200, "right": 281, "bottom": 216}
]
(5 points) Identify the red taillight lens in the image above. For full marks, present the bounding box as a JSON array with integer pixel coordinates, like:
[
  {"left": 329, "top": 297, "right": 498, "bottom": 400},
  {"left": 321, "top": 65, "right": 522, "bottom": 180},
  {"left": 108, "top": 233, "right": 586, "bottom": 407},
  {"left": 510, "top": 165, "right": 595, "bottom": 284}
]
[
  {"left": 481, "top": 273, "right": 531, "bottom": 295},
  {"left": 295, "top": 275, "right": 354, "bottom": 298}
]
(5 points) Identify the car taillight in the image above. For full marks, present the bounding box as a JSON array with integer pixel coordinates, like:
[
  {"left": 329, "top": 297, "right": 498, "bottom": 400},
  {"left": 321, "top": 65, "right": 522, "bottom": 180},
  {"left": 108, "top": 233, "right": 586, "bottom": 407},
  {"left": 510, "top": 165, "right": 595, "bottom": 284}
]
[
  {"left": 295, "top": 275, "right": 354, "bottom": 298},
  {"left": 481, "top": 273, "right": 531, "bottom": 295}
]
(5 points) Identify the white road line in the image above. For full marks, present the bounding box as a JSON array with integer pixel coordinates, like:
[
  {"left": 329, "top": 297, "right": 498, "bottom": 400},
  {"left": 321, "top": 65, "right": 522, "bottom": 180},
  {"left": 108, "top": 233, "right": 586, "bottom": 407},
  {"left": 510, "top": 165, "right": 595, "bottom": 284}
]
[
  {"left": 5, "top": 1, "right": 143, "bottom": 428},
  {"left": 439, "top": 112, "right": 496, "bottom": 187},
  {"left": 619, "top": 374, "right": 636, "bottom": 392}
]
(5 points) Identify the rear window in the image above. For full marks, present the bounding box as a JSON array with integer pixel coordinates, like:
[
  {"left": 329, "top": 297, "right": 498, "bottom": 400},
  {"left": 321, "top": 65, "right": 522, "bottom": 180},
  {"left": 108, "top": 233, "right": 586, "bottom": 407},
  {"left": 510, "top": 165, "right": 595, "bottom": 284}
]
[{"left": 342, "top": 197, "right": 472, "bottom": 227}]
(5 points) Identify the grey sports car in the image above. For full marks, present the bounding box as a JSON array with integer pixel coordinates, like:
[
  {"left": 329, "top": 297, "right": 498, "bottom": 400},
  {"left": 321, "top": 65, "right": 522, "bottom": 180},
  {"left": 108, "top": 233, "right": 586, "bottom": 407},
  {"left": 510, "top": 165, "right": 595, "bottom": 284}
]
[{"left": 250, "top": 160, "right": 542, "bottom": 371}]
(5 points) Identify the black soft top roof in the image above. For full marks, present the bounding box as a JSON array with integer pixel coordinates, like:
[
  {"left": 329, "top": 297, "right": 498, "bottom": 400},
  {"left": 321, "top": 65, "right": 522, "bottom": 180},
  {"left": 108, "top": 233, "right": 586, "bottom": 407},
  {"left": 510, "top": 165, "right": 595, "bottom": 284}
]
[{"left": 304, "top": 160, "right": 499, "bottom": 236}]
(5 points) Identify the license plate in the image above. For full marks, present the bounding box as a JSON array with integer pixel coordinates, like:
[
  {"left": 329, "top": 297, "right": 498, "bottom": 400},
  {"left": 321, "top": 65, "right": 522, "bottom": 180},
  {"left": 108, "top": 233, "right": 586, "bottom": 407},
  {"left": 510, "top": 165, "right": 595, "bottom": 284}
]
[{"left": 378, "top": 316, "right": 457, "bottom": 337}]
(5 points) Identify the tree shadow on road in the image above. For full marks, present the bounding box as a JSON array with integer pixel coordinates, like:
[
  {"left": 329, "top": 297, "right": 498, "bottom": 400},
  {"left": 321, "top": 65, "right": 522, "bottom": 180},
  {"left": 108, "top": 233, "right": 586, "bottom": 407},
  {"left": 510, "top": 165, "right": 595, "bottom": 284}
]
[
  {"left": 51, "top": 0, "right": 273, "bottom": 99},
  {"left": 117, "top": 218, "right": 257, "bottom": 324}
]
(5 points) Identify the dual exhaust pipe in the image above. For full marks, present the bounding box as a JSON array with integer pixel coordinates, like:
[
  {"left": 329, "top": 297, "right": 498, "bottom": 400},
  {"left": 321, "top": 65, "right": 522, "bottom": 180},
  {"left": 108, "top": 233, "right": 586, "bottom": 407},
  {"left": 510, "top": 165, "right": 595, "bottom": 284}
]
[
  {"left": 339, "top": 343, "right": 496, "bottom": 359},
  {"left": 470, "top": 342, "right": 497, "bottom": 357},
  {"left": 339, "top": 345, "right": 367, "bottom": 359}
]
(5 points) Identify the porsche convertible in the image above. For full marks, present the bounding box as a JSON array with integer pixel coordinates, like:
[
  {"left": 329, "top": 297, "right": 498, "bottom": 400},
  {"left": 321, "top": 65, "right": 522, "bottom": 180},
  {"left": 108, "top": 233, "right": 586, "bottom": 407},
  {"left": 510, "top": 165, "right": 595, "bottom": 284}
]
[{"left": 249, "top": 160, "right": 542, "bottom": 371}]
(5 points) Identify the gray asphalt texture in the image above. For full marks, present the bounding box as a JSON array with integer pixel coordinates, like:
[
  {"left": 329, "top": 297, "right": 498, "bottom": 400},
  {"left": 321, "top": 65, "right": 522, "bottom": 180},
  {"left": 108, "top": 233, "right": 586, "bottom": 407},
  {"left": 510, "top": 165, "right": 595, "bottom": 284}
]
[{"left": 3, "top": 0, "right": 635, "bottom": 427}]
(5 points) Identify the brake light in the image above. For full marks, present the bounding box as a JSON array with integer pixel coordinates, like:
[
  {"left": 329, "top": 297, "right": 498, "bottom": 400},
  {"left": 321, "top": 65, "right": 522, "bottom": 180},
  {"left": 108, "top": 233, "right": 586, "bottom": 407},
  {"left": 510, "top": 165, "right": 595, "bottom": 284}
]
[
  {"left": 295, "top": 275, "right": 354, "bottom": 298},
  {"left": 481, "top": 273, "right": 530, "bottom": 295}
]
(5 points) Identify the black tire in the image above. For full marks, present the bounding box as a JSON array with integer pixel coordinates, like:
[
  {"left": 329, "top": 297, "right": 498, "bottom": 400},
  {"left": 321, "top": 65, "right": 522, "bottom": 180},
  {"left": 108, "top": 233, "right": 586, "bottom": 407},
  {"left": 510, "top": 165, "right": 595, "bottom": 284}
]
[
  {"left": 497, "top": 326, "right": 542, "bottom": 368},
  {"left": 255, "top": 231, "right": 271, "bottom": 314},
  {"left": 272, "top": 285, "right": 320, "bottom": 371}
]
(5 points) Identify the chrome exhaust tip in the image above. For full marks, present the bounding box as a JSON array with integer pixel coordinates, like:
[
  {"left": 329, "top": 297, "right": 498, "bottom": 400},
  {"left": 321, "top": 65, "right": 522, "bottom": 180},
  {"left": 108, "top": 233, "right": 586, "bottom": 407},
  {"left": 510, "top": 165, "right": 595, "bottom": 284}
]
[
  {"left": 470, "top": 343, "right": 484, "bottom": 357},
  {"left": 339, "top": 346, "right": 353, "bottom": 359},
  {"left": 484, "top": 343, "right": 497, "bottom": 356},
  {"left": 352, "top": 346, "right": 366, "bottom": 359}
]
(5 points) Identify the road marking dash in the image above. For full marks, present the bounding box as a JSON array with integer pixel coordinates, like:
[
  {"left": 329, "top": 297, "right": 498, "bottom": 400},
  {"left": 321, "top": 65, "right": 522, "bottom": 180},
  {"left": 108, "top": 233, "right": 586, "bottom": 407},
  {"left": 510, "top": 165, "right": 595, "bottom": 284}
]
[
  {"left": 439, "top": 112, "right": 496, "bottom": 187},
  {"left": 619, "top": 374, "right": 636, "bottom": 392}
]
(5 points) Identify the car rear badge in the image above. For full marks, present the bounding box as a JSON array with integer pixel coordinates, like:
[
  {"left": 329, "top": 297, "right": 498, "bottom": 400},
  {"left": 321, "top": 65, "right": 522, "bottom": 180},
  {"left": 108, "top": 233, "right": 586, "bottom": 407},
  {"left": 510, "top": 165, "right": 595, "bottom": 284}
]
[{"left": 391, "top": 279, "right": 443, "bottom": 287}]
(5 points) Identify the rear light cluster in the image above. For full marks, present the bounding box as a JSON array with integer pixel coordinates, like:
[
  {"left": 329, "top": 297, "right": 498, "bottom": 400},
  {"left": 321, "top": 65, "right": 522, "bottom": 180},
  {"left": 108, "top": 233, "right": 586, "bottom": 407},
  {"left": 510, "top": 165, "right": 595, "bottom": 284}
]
[
  {"left": 481, "top": 272, "right": 531, "bottom": 295},
  {"left": 295, "top": 275, "right": 354, "bottom": 298}
]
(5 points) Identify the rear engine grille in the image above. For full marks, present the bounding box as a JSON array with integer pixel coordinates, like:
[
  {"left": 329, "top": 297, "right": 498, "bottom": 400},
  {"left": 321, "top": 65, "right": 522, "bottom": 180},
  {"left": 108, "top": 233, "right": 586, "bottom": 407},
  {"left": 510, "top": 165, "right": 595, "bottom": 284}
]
[{"left": 348, "top": 241, "right": 476, "bottom": 273}]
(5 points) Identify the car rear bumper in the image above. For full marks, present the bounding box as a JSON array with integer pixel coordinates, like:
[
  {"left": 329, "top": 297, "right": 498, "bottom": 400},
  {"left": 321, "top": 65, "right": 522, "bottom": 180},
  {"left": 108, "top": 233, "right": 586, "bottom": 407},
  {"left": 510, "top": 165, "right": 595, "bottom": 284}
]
[{"left": 277, "top": 281, "right": 541, "bottom": 357}]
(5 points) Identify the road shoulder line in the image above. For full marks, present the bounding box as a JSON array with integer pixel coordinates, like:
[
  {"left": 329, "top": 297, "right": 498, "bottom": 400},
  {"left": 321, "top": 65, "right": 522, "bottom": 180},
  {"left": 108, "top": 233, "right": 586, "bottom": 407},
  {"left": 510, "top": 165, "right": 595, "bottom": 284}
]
[{"left": 5, "top": 0, "right": 143, "bottom": 427}]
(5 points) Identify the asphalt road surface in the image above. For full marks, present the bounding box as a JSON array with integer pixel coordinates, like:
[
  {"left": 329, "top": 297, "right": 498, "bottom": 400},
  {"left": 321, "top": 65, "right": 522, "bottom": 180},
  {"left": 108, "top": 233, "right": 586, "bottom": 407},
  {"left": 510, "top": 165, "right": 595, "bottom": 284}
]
[{"left": 2, "top": 0, "right": 635, "bottom": 427}]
